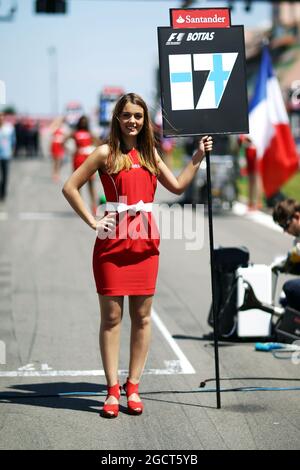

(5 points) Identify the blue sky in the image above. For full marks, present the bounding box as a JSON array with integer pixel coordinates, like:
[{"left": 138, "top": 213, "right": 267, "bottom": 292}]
[{"left": 0, "top": 0, "right": 271, "bottom": 115}]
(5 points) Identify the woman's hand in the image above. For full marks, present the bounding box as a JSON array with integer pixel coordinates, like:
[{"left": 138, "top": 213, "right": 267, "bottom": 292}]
[
  {"left": 193, "top": 136, "right": 213, "bottom": 164},
  {"left": 199, "top": 135, "right": 213, "bottom": 155},
  {"left": 95, "top": 213, "right": 116, "bottom": 236}
]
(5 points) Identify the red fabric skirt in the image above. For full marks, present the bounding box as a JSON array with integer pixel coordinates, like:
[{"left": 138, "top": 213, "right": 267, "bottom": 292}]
[
  {"left": 93, "top": 249, "right": 159, "bottom": 296},
  {"left": 93, "top": 212, "right": 160, "bottom": 296},
  {"left": 51, "top": 143, "right": 64, "bottom": 160}
]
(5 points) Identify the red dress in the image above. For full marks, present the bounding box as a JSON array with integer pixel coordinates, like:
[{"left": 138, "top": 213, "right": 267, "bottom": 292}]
[
  {"left": 73, "top": 130, "right": 94, "bottom": 170},
  {"left": 93, "top": 148, "right": 160, "bottom": 296},
  {"left": 245, "top": 145, "right": 257, "bottom": 174},
  {"left": 51, "top": 128, "right": 65, "bottom": 160}
]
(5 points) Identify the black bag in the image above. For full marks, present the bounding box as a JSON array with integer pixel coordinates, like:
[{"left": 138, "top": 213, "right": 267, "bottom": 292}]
[{"left": 208, "top": 247, "right": 249, "bottom": 338}]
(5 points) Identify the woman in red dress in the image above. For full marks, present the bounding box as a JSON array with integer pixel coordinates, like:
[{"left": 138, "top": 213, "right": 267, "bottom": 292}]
[
  {"left": 62, "top": 93, "right": 212, "bottom": 418},
  {"left": 49, "top": 117, "right": 66, "bottom": 182},
  {"left": 238, "top": 134, "right": 263, "bottom": 210},
  {"left": 71, "top": 115, "right": 98, "bottom": 214}
]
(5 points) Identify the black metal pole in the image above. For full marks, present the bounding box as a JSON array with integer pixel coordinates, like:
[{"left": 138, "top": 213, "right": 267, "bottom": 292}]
[{"left": 205, "top": 149, "right": 221, "bottom": 409}]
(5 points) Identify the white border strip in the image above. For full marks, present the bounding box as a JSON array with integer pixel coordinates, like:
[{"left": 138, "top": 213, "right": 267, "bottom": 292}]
[
  {"left": 19, "top": 212, "right": 66, "bottom": 220},
  {"left": 232, "top": 202, "right": 282, "bottom": 232},
  {"left": 0, "top": 367, "right": 185, "bottom": 378},
  {"left": 152, "top": 308, "right": 195, "bottom": 374}
]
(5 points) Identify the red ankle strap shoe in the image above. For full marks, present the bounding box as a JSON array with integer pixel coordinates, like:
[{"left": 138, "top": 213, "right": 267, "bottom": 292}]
[
  {"left": 123, "top": 378, "right": 144, "bottom": 415},
  {"left": 103, "top": 383, "right": 121, "bottom": 418}
]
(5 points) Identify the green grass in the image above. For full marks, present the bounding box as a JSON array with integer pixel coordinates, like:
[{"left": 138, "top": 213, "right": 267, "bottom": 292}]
[
  {"left": 281, "top": 171, "right": 300, "bottom": 200},
  {"left": 237, "top": 171, "right": 300, "bottom": 204},
  {"left": 172, "top": 145, "right": 185, "bottom": 169},
  {"left": 236, "top": 177, "right": 248, "bottom": 200}
]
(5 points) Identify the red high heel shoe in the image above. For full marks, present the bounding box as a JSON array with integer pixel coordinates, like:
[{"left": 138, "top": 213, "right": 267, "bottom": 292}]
[
  {"left": 103, "top": 383, "right": 121, "bottom": 418},
  {"left": 123, "top": 378, "right": 144, "bottom": 415}
]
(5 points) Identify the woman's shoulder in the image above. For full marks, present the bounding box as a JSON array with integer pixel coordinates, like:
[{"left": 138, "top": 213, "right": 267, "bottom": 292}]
[
  {"left": 96, "top": 143, "right": 110, "bottom": 157},
  {"left": 93, "top": 144, "right": 110, "bottom": 171}
]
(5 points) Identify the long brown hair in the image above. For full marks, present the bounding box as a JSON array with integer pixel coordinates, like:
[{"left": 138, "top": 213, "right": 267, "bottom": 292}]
[{"left": 107, "top": 93, "right": 159, "bottom": 175}]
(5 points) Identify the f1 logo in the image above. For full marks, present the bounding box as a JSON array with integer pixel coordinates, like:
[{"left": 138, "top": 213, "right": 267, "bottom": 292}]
[
  {"left": 169, "top": 53, "right": 238, "bottom": 110},
  {"left": 166, "top": 32, "right": 185, "bottom": 45}
]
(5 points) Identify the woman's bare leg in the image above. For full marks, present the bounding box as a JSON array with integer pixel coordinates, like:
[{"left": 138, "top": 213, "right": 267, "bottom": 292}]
[
  {"left": 99, "top": 295, "right": 124, "bottom": 405},
  {"left": 52, "top": 159, "right": 61, "bottom": 181},
  {"left": 127, "top": 295, "right": 153, "bottom": 402}
]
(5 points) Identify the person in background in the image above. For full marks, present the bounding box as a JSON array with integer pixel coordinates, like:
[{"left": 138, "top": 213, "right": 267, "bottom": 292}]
[
  {"left": 66, "top": 115, "right": 100, "bottom": 215},
  {"left": 0, "top": 112, "right": 16, "bottom": 201},
  {"left": 14, "top": 118, "right": 27, "bottom": 158},
  {"left": 153, "top": 109, "right": 175, "bottom": 170},
  {"left": 49, "top": 117, "right": 67, "bottom": 182},
  {"left": 238, "top": 135, "right": 263, "bottom": 210},
  {"left": 273, "top": 198, "right": 300, "bottom": 310},
  {"left": 160, "top": 136, "right": 175, "bottom": 171}
]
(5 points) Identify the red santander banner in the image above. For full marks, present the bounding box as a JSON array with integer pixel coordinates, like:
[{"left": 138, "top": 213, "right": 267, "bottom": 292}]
[{"left": 170, "top": 8, "right": 231, "bottom": 29}]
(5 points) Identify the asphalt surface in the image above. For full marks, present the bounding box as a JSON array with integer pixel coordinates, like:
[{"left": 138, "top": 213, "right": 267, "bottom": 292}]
[{"left": 0, "top": 155, "right": 299, "bottom": 450}]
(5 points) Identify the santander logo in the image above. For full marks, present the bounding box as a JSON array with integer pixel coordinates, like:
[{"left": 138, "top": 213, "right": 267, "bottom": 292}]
[
  {"left": 172, "top": 9, "right": 231, "bottom": 29},
  {"left": 176, "top": 16, "right": 185, "bottom": 24}
]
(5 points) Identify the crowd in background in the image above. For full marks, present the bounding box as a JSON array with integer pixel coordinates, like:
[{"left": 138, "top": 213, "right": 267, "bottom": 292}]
[{"left": 14, "top": 117, "right": 40, "bottom": 158}]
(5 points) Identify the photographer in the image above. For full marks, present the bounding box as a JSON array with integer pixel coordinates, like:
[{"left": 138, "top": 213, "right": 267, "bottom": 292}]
[{"left": 273, "top": 198, "right": 300, "bottom": 309}]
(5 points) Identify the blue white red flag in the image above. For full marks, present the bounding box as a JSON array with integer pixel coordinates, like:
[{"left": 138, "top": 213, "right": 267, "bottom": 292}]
[{"left": 249, "top": 46, "right": 298, "bottom": 197}]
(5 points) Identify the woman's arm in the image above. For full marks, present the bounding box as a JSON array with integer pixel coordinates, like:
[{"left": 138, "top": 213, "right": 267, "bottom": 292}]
[
  {"left": 63, "top": 132, "right": 73, "bottom": 145},
  {"left": 157, "top": 136, "right": 213, "bottom": 195},
  {"left": 62, "top": 144, "right": 109, "bottom": 230},
  {"left": 48, "top": 116, "right": 64, "bottom": 133}
]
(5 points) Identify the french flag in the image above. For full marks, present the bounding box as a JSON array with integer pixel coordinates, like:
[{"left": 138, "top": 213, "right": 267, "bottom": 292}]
[{"left": 249, "top": 46, "right": 299, "bottom": 198}]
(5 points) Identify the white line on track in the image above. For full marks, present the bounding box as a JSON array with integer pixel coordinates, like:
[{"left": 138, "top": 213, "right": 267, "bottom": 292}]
[
  {"left": 18, "top": 212, "right": 75, "bottom": 220},
  {"left": 19, "top": 212, "right": 59, "bottom": 220},
  {"left": 0, "top": 309, "right": 195, "bottom": 378},
  {"left": 151, "top": 308, "right": 195, "bottom": 374}
]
